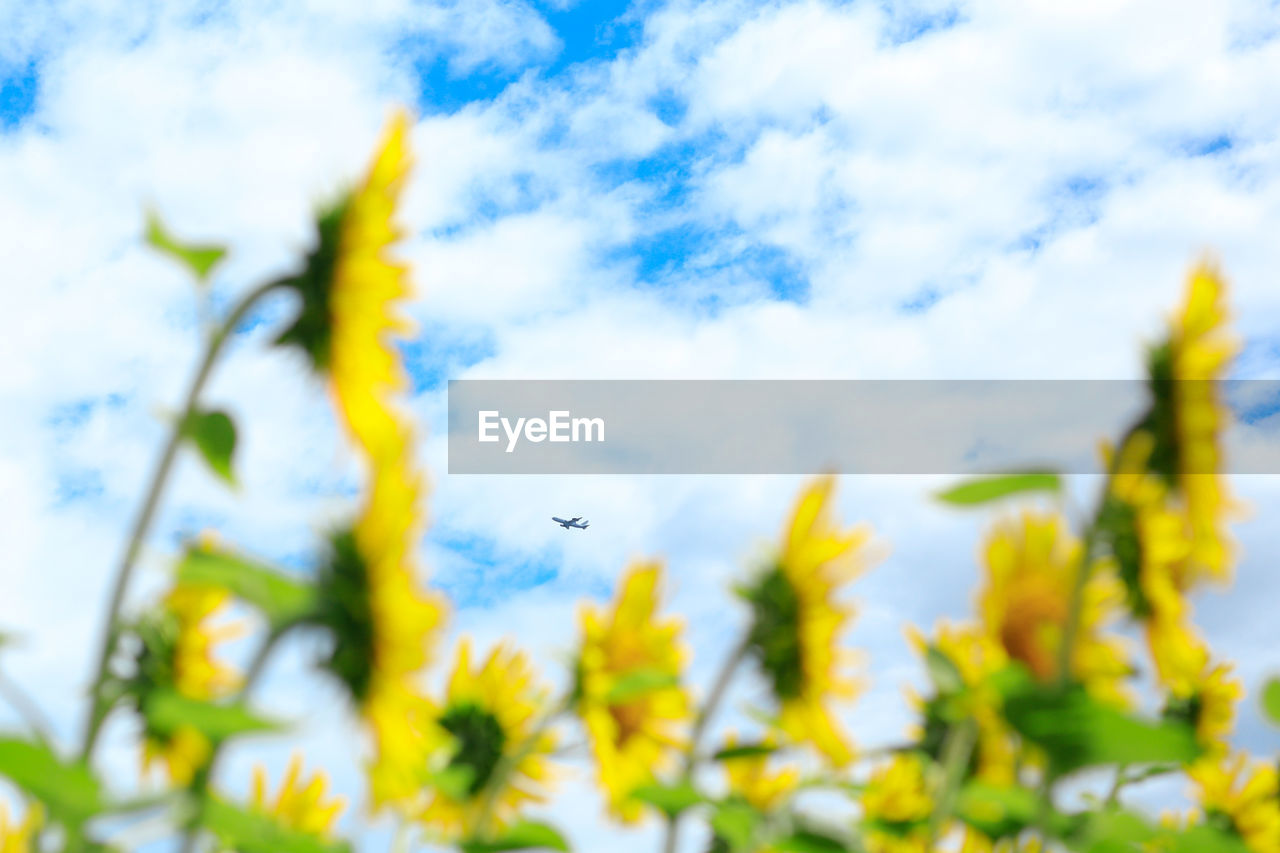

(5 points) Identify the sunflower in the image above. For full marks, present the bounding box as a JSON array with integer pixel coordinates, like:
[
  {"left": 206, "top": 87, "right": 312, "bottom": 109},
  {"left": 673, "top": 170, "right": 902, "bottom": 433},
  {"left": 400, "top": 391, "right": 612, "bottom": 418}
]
[
  {"left": 417, "top": 639, "right": 556, "bottom": 840},
  {"left": 859, "top": 752, "right": 933, "bottom": 853},
  {"left": 1159, "top": 646, "right": 1242, "bottom": 759},
  {"left": 276, "top": 108, "right": 415, "bottom": 460},
  {"left": 1189, "top": 754, "right": 1280, "bottom": 853},
  {"left": 573, "top": 562, "right": 689, "bottom": 822},
  {"left": 0, "top": 802, "right": 40, "bottom": 853},
  {"left": 978, "top": 511, "right": 1130, "bottom": 704},
  {"left": 249, "top": 754, "right": 346, "bottom": 839},
  {"left": 1139, "top": 261, "right": 1239, "bottom": 588},
  {"left": 905, "top": 622, "right": 1018, "bottom": 786},
  {"left": 742, "top": 476, "right": 879, "bottom": 767},
  {"left": 720, "top": 732, "right": 799, "bottom": 813},
  {"left": 311, "top": 433, "right": 446, "bottom": 809},
  {"left": 134, "top": 582, "right": 241, "bottom": 785}
]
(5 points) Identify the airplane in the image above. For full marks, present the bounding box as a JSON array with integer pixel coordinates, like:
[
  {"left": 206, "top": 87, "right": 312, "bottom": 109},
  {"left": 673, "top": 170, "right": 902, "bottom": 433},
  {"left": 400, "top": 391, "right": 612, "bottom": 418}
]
[{"left": 552, "top": 516, "right": 590, "bottom": 530}]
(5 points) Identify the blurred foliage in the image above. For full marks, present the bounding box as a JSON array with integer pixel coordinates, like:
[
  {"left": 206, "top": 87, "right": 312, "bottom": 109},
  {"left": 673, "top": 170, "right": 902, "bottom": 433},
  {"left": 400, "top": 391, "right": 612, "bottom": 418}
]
[{"left": 1, "top": 110, "right": 1277, "bottom": 853}]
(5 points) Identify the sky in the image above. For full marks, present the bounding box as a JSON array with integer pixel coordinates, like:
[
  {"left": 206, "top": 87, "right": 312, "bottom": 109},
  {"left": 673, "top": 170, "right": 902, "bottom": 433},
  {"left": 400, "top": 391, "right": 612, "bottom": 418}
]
[{"left": 1, "top": 0, "right": 1279, "bottom": 850}]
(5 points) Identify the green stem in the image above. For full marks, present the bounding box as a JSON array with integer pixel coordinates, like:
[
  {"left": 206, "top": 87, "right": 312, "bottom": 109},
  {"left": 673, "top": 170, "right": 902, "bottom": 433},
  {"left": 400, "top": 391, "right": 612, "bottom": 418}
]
[
  {"left": 178, "top": 626, "right": 288, "bottom": 853},
  {"left": 926, "top": 719, "right": 977, "bottom": 845},
  {"left": 1104, "top": 763, "right": 1130, "bottom": 807},
  {"left": 661, "top": 635, "right": 750, "bottom": 853},
  {"left": 78, "top": 279, "right": 285, "bottom": 763}
]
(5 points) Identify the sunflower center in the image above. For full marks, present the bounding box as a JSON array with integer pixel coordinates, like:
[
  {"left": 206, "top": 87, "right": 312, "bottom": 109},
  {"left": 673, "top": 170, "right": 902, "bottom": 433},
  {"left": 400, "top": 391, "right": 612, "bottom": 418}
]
[
  {"left": 275, "top": 199, "right": 348, "bottom": 371},
  {"left": 1000, "top": 576, "right": 1068, "bottom": 682},
  {"left": 315, "top": 528, "right": 376, "bottom": 703},
  {"left": 609, "top": 699, "right": 648, "bottom": 746},
  {"left": 745, "top": 566, "right": 805, "bottom": 700},
  {"left": 439, "top": 702, "right": 507, "bottom": 796},
  {"left": 1163, "top": 692, "right": 1204, "bottom": 731}
]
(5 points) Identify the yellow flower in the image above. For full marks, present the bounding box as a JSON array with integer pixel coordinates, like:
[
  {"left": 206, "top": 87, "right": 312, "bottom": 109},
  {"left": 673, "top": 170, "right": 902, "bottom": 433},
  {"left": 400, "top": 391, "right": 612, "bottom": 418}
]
[
  {"left": 720, "top": 732, "right": 799, "bottom": 813},
  {"left": 1189, "top": 754, "right": 1280, "bottom": 853},
  {"left": 313, "top": 437, "right": 447, "bottom": 809},
  {"left": 417, "top": 639, "right": 556, "bottom": 840},
  {"left": 1158, "top": 644, "right": 1242, "bottom": 759},
  {"left": 905, "top": 623, "right": 1018, "bottom": 785},
  {"left": 276, "top": 108, "right": 416, "bottom": 460},
  {"left": 743, "top": 476, "right": 879, "bottom": 767},
  {"left": 0, "top": 802, "right": 40, "bottom": 853},
  {"left": 136, "top": 583, "right": 241, "bottom": 785},
  {"left": 1101, "top": 433, "right": 1204, "bottom": 694},
  {"left": 860, "top": 753, "right": 933, "bottom": 853},
  {"left": 250, "top": 754, "right": 345, "bottom": 839},
  {"left": 574, "top": 562, "right": 690, "bottom": 822},
  {"left": 978, "top": 512, "right": 1130, "bottom": 704},
  {"left": 1101, "top": 437, "right": 1243, "bottom": 736},
  {"left": 1140, "top": 261, "right": 1239, "bottom": 588}
]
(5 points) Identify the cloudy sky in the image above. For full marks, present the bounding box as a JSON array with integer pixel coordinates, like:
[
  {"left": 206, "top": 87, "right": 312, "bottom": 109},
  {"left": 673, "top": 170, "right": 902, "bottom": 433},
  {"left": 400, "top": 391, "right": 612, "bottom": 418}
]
[{"left": 2, "top": 0, "right": 1279, "bottom": 850}]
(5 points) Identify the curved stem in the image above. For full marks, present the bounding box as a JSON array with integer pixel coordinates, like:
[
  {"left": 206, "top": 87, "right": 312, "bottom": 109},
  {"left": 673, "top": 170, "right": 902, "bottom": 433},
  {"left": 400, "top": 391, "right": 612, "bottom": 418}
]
[
  {"left": 78, "top": 279, "right": 286, "bottom": 763},
  {"left": 661, "top": 635, "right": 750, "bottom": 853},
  {"left": 926, "top": 719, "right": 977, "bottom": 846}
]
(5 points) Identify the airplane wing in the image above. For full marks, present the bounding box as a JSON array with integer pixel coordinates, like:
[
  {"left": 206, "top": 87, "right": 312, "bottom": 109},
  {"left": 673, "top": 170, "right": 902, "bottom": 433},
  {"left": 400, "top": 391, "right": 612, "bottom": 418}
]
[{"left": 570, "top": 516, "right": 582, "bottom": 522}]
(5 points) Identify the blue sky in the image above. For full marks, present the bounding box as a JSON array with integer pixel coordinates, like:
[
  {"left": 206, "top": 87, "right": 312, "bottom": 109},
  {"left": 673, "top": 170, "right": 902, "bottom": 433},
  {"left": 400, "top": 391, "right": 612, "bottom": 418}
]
[{"left": 3, "top": 1, "right": 1280, "bottom": 850}]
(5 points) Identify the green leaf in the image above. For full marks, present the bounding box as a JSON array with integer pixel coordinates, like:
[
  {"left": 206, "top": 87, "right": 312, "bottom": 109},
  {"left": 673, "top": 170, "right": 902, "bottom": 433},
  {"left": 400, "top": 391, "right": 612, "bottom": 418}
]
[
  {"left": 1262, "top": 677, "right": 1280, "bottom": 726},
  {"left": 712, "top": 742, "right": 779, "bottom": 762},
  {"left": 1002, "top": 682, "right": 1200, "bottom": 777},
  {"left": 143, "top": 689, "right": 280, "bottom": 742},
  {"left": 203, "top": 797, "right": 351, "bottom": 853},
  {"left": 145, "top": 210, "right": 227, "bottom": 283},
  {"left": 629, "top": 781, "right": 704, "bottom": 819},
  {"left": 181, "top": 409, "right": 238, "bottom": 486},
  {"left": 1068, "top": 808, "right": 1158, "bottom": 853},
  {"left": 1160, "top": 823, "right": 1253, "bottom": 853},
  {"left": 710, "top": 800, "right": 759, "bottom": 851},
  {"left": 604, "top": 668, "right": 679, "bottom": 704},
  {"left": 936, "top": 472, "right": 1062, "bottom": 506},
  {"left": 924, "top": 644, "right": 965, "bottom": 695},
  {"left": 176, "top": 543, "right": 316, "bottom": 629},
  {"left": 956, "top": 782, "right": 1070, "bottom": 840},
  {"left": 0, "top": 737, "right": 104, "bottom": 826},
  {"left": 772, "top": 830, "right": 848, "bottom": 852},
  {"left": 459, "top": 820, "right": 570, "bottom": 852}
]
